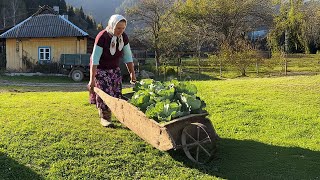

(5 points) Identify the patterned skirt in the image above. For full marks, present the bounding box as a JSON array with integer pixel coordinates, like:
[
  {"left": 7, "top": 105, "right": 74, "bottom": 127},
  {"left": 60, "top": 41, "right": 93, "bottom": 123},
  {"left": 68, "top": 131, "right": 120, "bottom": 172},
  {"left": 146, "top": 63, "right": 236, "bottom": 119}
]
[{"left": 89, "top": 67, "right": 122, "bottom": 111}]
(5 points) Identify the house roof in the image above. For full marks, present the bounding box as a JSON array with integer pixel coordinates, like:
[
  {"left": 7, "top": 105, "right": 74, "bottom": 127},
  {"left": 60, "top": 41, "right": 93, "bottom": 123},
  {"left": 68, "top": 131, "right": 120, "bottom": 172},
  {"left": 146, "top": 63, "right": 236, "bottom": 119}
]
[{"left": 0, "top": 5, "right": 88, "bottom": 39}]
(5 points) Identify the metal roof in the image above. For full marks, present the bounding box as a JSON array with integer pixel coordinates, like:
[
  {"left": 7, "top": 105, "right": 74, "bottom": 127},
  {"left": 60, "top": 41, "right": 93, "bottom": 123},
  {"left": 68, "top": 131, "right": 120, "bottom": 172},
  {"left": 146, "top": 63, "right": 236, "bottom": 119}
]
[{"left": 0, "top": 6, "right": 88, "bottom": 38}]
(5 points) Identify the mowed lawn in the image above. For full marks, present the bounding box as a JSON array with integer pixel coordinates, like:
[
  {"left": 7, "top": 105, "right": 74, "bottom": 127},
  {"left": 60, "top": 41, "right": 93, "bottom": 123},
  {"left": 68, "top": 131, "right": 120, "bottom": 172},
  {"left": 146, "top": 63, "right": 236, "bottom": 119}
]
[{"left": 0, "top": 75, "right": 319, "bottom": 179}]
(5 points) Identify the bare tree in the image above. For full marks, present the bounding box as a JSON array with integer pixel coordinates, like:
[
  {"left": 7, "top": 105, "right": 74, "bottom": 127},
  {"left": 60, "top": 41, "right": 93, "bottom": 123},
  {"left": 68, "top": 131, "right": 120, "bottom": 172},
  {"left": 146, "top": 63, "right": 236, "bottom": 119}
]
[
  {"left": 304, "top": 0, "right": 320, "bottom": 53},
  {"left": 0, "top": 0, "right": 27, "bottom": 27},
  {"left": 126, "top": 0, "right": 176, "bottom": 74},
  {"left": 1, "top": 7, "right": 8, "bottom": 28},
  {"left": 268, "top": 0, "right": 309, "bottom": 53},
  {"left": 175, "top": 0, "right": 273, "bottom": 77},
  {"left": 11, "top": 0, "right": 19, "bottom": 25},
  {"left": 216, "top": 0, "right": 273, "bottom": 45},
  {"left": 0, "top": 0, "right": 9, "bottom": 28},
  {"left": 176, "top": 0, "right": 273, "bottom": 46}
]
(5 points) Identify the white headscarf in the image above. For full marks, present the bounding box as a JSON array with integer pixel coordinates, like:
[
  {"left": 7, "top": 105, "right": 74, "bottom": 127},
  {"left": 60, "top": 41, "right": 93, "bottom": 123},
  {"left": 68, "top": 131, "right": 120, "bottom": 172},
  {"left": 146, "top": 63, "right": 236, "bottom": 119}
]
[{"left": 106, "top": 14, "right": 127, "bottom": 55}]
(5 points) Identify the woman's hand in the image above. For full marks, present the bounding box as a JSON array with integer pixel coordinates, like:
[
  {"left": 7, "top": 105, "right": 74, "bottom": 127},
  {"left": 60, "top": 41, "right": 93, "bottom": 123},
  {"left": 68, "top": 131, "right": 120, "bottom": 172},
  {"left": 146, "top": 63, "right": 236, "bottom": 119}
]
[
  {"left": 87, "top": 80, "right": 95, "bottom": 93},
  {"left": 130, "top": 72, "right": 136, "bottom": 85},
  {"left": 88, "top": 64, "right": 97, "bottom": 93}
]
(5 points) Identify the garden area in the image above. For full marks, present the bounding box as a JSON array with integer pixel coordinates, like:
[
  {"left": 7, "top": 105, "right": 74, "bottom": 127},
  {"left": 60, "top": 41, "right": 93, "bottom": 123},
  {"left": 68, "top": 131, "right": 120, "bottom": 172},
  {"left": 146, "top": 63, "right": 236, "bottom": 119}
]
[
  {"left": 1, "top": 0, "right": 320, "bottom": 178},
  {"left": 0, "top": 74, "right": 319, "bottom": 179}
]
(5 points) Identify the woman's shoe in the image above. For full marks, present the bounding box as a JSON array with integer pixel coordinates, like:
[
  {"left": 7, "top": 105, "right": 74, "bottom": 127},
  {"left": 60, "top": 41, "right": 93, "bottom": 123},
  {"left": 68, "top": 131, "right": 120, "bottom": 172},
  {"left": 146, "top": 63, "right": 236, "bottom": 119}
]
[{"left": 100, "top": 118, "right": 114, "bottom": 128}]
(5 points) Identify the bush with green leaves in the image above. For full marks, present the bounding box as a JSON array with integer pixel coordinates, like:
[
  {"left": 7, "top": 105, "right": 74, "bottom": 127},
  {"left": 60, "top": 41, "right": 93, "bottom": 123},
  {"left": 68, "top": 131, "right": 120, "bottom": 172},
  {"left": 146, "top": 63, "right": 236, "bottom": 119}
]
[{"left": 129, "top": 79, "right": 206, "bottom": 123}]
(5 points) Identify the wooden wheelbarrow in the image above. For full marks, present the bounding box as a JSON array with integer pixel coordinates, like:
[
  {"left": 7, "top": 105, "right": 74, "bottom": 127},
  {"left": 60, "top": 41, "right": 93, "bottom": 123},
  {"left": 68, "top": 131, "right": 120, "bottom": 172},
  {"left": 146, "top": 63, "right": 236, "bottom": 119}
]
[{"left": 94, "top": 87, "right": 219, "bottom": 164}]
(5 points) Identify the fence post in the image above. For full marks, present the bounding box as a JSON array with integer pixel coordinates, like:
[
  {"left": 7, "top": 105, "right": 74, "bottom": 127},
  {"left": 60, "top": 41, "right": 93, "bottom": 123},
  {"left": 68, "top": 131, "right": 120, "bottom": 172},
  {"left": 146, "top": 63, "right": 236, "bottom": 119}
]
[
  {"left": 256, "top": 60, "right": 259, "bottom": 76},
  {"left": 198, "top": 53, "right": 201, "bottom": 80},
  {"left": 219, "top": 58, "right": 222, "bottom": 78}
]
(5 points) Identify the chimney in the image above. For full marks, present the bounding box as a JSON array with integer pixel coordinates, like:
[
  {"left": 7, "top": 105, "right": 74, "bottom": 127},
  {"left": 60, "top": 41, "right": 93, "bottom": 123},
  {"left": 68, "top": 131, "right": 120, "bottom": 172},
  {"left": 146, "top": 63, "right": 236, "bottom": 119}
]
[{"left": 53, "top": 6, "right": 59, "bottom": 14}]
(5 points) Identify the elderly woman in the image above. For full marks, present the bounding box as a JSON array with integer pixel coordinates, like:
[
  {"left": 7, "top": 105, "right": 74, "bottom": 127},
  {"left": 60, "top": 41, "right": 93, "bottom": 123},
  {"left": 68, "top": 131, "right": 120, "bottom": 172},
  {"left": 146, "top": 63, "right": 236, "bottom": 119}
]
[{"left": 88, "top": 14, "right": 136, "bottom": 128}]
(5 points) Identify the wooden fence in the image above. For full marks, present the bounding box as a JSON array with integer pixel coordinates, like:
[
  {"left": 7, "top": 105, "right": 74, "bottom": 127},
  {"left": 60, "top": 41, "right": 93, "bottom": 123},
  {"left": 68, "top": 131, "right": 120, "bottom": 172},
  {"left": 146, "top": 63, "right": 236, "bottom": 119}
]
[{"left": 148, "top": 52, "right": 320, "bottom": 80}]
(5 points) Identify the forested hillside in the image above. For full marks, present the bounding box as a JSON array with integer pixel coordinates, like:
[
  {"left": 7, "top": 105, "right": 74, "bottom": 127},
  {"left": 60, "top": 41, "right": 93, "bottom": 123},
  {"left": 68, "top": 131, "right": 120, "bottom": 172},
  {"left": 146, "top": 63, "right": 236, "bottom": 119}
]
[
  {"left": 65, "top": 0, "right": 125, "bottom": 26},
  {"left": 0, "top": 0, "right": 99, "bottom": 36}
]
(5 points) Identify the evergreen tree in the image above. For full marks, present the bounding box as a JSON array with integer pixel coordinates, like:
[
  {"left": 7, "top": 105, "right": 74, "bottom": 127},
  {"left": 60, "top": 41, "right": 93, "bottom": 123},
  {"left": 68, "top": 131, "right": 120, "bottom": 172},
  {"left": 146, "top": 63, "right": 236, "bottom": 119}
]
[
  {"left": 86, "top": 15, "right": 94, "bottom": 29},
  {"left": 0, "top": 0, "right": 99, "bottom": 36},
  {"left": 67, "top": 6, "right": 75, "bottom": 17},
  {"left": 79, "top": 6, "right": 85, "bottom": 19},
  {"left": 59, "top": 0, "right": 67, "bottom": 14}
]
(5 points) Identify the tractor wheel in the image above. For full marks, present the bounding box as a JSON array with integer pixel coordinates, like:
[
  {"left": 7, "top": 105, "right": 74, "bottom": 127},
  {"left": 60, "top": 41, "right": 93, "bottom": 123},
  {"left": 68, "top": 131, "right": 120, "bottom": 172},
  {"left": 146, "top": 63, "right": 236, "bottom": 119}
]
[{"left": 71, "top": 69, "right": 84, "bottom": 82}]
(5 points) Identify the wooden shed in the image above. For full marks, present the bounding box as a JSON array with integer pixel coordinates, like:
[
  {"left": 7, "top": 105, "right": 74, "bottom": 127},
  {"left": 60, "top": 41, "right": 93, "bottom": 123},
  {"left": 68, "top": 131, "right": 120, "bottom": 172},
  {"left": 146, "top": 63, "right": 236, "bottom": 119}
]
[{"left": 0, "top": 5, "right": 89, "bottom": 72}]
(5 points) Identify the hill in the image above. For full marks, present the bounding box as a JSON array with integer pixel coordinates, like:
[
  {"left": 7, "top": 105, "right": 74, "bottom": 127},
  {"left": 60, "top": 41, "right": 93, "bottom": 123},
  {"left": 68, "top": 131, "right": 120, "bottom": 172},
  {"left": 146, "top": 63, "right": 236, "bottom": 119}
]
[{"left": 65, "top": 0, "right": 125, "bottom": 26}]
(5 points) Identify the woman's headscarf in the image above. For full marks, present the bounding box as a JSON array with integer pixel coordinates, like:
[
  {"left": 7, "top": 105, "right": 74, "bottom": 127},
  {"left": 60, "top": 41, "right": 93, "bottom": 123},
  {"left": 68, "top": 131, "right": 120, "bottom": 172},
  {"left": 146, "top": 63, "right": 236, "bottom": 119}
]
[{"left": 106, "top": 14, "right": 127, "bottom": 55}]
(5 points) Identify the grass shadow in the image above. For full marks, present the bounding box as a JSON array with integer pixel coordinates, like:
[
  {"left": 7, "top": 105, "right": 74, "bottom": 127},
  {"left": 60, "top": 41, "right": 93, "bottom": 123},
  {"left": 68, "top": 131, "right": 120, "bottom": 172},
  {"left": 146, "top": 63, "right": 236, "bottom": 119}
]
[
  {"left": 0, "top": 152, "right": 44, "bottom": 180},
  {"left": 168, "top": 138, "right": 320, "bottom": 179}
]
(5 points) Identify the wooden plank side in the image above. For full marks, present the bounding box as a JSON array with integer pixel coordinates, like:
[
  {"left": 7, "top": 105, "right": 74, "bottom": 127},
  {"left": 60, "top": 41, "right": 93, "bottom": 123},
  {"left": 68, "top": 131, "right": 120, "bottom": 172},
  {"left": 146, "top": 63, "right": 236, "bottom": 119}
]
[
  {"left": 94, "top": 87, "right": 173, "bottom": 150},
  {"left": 161, "top": 113, "right": 208, "bottom": 127}
]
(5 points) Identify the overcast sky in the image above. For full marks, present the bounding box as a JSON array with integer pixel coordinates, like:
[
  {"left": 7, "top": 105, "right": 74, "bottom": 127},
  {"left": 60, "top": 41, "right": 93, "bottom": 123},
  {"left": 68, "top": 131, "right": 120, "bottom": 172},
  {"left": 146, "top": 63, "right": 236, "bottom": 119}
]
[{"left": 65, "top": 0, "right": 125, "bottom": 25}]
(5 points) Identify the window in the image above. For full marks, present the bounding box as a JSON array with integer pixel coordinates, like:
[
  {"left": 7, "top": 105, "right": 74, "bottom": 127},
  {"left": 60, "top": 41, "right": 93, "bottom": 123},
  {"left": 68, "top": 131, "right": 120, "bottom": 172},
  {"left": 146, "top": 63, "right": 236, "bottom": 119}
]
[{"left": 38, "top": 47, "right": 51, "bottom": 64}]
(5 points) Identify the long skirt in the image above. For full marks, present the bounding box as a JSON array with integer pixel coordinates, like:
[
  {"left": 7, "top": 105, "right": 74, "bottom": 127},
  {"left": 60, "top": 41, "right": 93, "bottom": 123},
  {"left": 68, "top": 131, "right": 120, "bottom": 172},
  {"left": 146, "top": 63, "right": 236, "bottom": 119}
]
[{"left": 89, "top": 67, "right": 122, "bottom": 112}]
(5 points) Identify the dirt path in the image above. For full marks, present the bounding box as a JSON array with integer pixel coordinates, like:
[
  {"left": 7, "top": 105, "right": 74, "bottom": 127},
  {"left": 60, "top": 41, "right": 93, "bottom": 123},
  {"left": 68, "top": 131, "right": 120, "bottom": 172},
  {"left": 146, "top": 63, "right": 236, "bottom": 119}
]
[
  {"left": 1, "top": 80, "right": 132, "bottom": 88},
  {"left": 1, "top": 80, "right": 86, "bottom": 87}
]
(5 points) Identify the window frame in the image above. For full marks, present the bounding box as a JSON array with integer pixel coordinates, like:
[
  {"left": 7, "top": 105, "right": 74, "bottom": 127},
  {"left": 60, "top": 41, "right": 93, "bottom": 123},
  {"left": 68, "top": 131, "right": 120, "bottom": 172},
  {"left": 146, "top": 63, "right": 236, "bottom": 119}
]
[{"left": 38, "top": 46, "right": 51, "bottom": 64}]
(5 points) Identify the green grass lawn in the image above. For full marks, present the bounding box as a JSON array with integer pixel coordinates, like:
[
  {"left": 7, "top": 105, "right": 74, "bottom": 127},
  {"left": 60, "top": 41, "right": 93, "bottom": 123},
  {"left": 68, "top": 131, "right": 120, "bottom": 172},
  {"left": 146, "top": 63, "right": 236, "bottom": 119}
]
[{"left": 0, "top": 75, "right": 319, "bottom": 179}]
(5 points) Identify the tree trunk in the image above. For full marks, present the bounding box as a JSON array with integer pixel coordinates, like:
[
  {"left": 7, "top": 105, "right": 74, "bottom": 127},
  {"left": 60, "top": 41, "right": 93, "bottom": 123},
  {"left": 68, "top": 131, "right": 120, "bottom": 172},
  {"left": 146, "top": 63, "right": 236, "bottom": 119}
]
[
  {"left": 196, "top": 31, "right": 201, "bottom": 79},
  {"left": 198, "top": 54, "right": 201, "bottom": 79},
  {"left": 241, "top": 68, "right": 246, "bottom": 76},
  {"left": 284, "top": 58, "right": 288, "bottom": 75},
  {"left": 155, "top": 49, "right": 160, "bottom": 77}
]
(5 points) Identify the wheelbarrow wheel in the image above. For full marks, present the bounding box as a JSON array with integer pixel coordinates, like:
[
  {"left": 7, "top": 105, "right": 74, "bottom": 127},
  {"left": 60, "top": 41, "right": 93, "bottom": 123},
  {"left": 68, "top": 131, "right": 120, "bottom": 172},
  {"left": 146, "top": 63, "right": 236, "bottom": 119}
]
[{"left": 181, "top": 122, "right": 216, "bottom": 164}]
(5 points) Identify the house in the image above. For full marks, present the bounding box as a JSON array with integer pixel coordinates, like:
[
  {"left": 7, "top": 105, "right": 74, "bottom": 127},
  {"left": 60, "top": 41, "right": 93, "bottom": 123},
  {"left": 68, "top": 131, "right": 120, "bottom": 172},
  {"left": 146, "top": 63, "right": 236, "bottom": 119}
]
[
  {"left": 0, "top": 27, "right": 12, "bottom": 69},
  {"left": 0, "top": 5, "right": 89, "bottom": 72},
  {"left": 129, "top": 37, "right": 148, "bottom": 65}
]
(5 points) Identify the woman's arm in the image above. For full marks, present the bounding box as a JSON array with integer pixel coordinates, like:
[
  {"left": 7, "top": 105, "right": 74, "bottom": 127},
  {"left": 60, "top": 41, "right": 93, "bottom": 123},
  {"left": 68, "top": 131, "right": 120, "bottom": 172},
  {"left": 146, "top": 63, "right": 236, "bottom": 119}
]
[
  {"left": 88, "top": 44, "right": 103, "bottom": 92},
  {"left": 122, "top": 43, "right": 136, "bottom": 83},
  {"left": 88, "top": 64, "right": 97, "bottom": 92},
  {"left": 126, "top": 62, "right": 136, "bottom": 84}
]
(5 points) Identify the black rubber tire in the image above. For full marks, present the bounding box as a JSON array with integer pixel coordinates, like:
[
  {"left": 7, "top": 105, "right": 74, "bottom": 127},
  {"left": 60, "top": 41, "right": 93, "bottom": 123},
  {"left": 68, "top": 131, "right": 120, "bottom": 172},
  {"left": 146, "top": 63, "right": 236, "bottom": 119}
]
[{"left": 71, "top": 69, "right": 84, "bottom": 82}]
